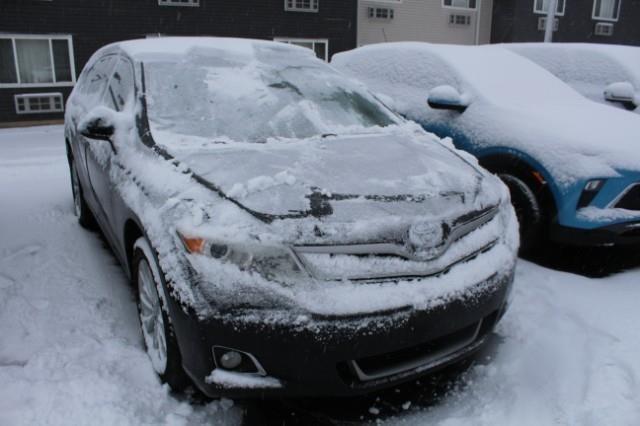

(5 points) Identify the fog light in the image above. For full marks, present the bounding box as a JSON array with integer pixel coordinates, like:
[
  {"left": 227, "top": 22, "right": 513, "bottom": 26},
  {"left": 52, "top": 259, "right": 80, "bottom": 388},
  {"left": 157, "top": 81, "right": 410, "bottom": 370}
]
[{"left": 220, "top": 351, "right": 242, "bottom": 370}]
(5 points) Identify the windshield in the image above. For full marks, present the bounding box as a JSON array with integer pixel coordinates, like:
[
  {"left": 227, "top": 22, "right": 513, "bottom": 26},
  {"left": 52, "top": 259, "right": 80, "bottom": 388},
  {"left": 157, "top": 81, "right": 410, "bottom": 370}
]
[{"left": 144, "top": 44, "right": 398, "bottom": 142}]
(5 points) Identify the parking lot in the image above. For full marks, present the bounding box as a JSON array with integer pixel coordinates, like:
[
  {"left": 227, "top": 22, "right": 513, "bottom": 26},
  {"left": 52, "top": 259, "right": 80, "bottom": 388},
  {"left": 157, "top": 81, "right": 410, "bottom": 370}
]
[{"left": 1, "top": 125, "right": 639, "bottom": 426}]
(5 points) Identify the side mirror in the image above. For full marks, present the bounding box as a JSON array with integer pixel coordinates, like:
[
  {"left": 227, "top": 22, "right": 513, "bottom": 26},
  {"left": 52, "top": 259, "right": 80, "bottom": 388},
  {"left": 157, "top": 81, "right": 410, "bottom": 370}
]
[
  {"left": 79, "top": 107, "right": 116, "bottom": 141},
  {"left": 427, "top": 85, "right": 470, "bottom": 112},
  {"left": 604, "top": 82, "right": 637, "bottom": 107}
]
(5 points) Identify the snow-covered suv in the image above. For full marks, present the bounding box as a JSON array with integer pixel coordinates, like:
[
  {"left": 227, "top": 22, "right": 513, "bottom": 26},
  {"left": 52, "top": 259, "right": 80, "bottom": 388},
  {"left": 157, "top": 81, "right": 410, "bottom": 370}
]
[{"left": 64, "top": 37, "right": 518, "bottom": 397}]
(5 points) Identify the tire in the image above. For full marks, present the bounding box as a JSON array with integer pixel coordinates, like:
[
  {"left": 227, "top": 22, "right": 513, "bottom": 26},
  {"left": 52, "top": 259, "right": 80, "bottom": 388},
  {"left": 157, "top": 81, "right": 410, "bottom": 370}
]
[
  {"left": 69, "top": 159, "right": 96, "bottom": 229},
  {"left": 498, "top": 173, "right": 544, "bottom": 253},
  {"left": 133, "top": 237, "right": 192, "bottom": 392}
]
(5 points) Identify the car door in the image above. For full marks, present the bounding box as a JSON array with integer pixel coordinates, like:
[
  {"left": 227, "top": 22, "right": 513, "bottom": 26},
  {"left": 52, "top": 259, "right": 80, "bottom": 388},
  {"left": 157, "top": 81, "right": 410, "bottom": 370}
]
[{"left": 76, "top": 54, "right": 119, "bottom": 239}]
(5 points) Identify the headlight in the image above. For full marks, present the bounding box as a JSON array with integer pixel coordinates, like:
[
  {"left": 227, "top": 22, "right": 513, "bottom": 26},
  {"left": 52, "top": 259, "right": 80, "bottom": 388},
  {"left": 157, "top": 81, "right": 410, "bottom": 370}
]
[
  {"left": 577, "top": 179, "right": 606, "bottom": 208},
  {"left": 177, "top": 232, "right": 304, "bottom": 283}
]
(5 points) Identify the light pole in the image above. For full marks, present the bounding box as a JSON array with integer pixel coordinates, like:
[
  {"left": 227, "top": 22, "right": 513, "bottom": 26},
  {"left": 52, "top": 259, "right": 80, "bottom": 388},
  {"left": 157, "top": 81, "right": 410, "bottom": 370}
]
[
  {"left": 544, "top": 0, "right": 559, "bottom": 42},
  {"left": 475, "top": 0, "right": 482, "bottom": 45}
]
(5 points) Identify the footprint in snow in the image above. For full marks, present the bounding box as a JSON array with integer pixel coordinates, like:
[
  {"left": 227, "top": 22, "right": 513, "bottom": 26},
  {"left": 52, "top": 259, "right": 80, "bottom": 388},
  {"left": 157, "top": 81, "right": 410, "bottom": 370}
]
[{"left": 0, "top": 273, "right": 15, "bottom": 289}]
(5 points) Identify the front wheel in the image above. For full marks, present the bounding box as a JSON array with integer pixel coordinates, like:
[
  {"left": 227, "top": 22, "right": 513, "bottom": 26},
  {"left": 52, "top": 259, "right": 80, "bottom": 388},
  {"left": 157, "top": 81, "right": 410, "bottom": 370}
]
[
  {"left": 499, "top": 173, "right": 544, "bottom": 253},
  {"left": 133, "top": 237, "right": 192, "bottom": 392}
]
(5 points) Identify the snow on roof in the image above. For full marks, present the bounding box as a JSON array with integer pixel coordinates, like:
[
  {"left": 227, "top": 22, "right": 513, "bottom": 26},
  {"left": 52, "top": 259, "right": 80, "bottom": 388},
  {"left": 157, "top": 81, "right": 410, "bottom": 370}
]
[
  {"left": 112, "top": 36, "right": 314, "bottom": 63},
  {"left": 505, "top": 43, "right": 640, "bottom": 88},
  {"left": 332, "top": 42, "right": 640, "bottom": 186}
]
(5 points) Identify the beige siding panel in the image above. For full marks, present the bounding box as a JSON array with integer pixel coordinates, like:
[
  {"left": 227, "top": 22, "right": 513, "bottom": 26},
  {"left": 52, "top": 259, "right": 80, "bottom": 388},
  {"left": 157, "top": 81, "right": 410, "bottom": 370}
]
[{"left": 358, "top": 0, "right": 493, "bottom": 46}]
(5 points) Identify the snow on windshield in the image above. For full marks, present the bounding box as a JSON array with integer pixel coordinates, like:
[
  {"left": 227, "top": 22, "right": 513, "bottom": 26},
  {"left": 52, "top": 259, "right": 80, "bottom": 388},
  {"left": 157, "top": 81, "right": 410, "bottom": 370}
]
[{"left": 144, "top": 44, "right": 397, "bottom": 142}]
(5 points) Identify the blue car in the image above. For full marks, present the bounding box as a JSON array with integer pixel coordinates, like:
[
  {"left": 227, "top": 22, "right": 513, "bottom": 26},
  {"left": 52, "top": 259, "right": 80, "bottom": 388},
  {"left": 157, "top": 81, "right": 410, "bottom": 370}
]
[{"left": 333, "top": 43, "right": 640, "bottom": 250}]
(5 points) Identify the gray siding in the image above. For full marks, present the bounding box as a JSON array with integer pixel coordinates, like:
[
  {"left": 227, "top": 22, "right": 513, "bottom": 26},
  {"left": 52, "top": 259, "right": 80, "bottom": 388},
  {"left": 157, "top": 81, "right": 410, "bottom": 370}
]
[{"left": 358, "top": 0, "right": 494, "bottom": 46}]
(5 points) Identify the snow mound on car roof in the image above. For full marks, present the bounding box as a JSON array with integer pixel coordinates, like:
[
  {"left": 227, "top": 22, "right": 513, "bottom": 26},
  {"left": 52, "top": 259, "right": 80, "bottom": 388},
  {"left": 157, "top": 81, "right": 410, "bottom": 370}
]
[
  {"left": 117, "top": 36, "right": 314, "bottom": 62},
  {"left": 506, "top": 43, "right": 640, "bottom": 90},
  {"left": 332, "top": 43, "right": 640, "bottom": 187}
]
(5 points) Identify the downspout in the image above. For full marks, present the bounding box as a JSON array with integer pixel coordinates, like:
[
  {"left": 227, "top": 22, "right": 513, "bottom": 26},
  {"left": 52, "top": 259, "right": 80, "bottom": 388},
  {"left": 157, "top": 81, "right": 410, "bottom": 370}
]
[
  {"left": 475, "top": 0, "right": 482, "bottom": 45},
  {"left": 544, "top": 0, "right": 558, "bottom": 42}
]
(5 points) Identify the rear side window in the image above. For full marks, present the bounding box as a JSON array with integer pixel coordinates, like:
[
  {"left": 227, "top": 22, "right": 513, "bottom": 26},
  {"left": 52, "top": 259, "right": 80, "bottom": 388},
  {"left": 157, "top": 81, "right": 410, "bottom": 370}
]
[{"left": 106, "top": 57, "right": 135, "bottom": 111}]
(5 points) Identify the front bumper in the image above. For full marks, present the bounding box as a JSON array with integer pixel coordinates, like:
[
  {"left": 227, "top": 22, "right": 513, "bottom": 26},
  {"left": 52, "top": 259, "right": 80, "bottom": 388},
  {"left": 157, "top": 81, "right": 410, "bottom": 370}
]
[
  {"left": 165, "top": 267, "right": 515, "bottom": 398},
  {"left": 551, "top": 221, "right": 640, "bottom": 247}
]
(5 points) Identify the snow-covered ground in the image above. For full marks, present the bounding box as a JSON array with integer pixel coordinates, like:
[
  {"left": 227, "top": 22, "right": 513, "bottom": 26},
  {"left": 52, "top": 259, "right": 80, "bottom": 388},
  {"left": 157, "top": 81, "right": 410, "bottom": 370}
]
[{"left": 1, "top": 125, "right": 639, "bottom": 425}]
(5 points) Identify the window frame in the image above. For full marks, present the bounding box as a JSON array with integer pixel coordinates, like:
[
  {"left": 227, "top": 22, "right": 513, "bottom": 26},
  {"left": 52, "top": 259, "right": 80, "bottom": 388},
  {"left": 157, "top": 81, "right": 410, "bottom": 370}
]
[
  {"left": 284, "top": 0, "right": 319, "bottom": 13},
  {"left": 367, "top": 7, "right": 395, "bottom": 20},
  {"left": 158, "top": 0, "right": 200, "bottom": 7},
  {"left": 533, "top": 0, "right": 566, "bottom": 16},
  {"left": 274, "top": 38, "right": 329, "bottom": 61},
  {"left": 592, "top": 0, "right": 622, "bottom": 22},
  {"left": 0, "top": 34, "right": 76, "bottom": 89},
  {"left": 14, "top": 92, "right": 64, "bottom": 114},
  {"left": 442, "top": 0, "right": 477, "bottom": 11}
]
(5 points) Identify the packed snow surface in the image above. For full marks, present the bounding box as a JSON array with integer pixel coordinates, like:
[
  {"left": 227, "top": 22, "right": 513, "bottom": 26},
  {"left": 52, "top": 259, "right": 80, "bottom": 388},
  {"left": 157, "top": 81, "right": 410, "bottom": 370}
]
[
  {"left": 2, "top": 125, "right": 640, "bottom": 425},
  {"left": 332, "top": 43, "right": 640, "bottom": 187}
]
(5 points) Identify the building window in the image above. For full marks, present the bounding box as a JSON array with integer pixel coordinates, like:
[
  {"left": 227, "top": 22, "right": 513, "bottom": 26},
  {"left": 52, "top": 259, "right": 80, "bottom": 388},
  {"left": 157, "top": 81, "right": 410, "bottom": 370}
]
[
  {"left": 14, "top": 93, "right": 64, "bottom": 114},
  {"left": 368, "top": 7, "right": 395, "bottom": 19},
  {"left": 0, "top": 35, "right": 75, "bottom": 88},
  {"left": 592, "top": 0, "right": 621, "bottom": 21},
  {"left": 594, "top": 22, "right": 615, "bottom": 35},
  {"left": 158, "top": 0, "right": 200, "bottom": 6},
  {"left": 274, "top": 38, "right": 329, "bottom": 61},
  {"left": 534, "top": 0, "right": 566, "bottom": 16},
  {"left": 449, "top": 14, "right": 472, "bottom": 25},
  {"left": 285, "top": 0, "right": 319, "bottom": 12},
  {"left": 443, "top": 0, "right": 477, "bottom": 9}
]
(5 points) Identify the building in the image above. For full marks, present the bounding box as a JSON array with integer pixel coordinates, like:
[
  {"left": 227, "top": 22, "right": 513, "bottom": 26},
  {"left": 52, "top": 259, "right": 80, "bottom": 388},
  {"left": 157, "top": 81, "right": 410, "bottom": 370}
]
[
  {"left": 492, "top": 0, "right": 640, "bottom": 45},
  {"left": 0, "top": 0, "right": 357, "bottom": 125},
  {"left": 357, "top": 0, "right": 494, "bottom": 47}
]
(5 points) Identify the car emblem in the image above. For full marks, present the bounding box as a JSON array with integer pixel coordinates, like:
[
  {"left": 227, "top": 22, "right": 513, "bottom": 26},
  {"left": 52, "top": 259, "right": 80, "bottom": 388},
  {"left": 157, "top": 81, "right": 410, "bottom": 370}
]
[{"left": 408, "top": 221, "right": 444, "bottom": 251}]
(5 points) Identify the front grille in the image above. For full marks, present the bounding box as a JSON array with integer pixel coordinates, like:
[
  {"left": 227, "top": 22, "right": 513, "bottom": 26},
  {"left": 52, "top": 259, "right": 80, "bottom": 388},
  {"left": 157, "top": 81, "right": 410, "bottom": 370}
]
[
  {"left": 339, "top": 310, "right": 499, "bottom": 385},
  {"left": 615, "top": 184, "right": 640, "bottom": 211},
  {"left": 293, "top": 205, "right": 500, "bottom": 281}
]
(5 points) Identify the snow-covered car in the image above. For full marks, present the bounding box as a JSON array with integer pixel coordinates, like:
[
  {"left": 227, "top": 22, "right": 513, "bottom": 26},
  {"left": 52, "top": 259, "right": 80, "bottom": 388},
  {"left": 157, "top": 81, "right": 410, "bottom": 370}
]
[
  {"left": 506, "top": 43, "right": 640, "bottom": 113},
  {"left": 333, "top": 43, "right": 640, "bottom": 250},
  {"left": 64, "top": 37, "right": 518, "bottom": 398}
]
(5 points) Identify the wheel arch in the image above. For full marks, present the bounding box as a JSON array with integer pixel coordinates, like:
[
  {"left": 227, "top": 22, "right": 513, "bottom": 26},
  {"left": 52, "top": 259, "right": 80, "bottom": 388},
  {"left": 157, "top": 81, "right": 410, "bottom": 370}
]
[
  {"left": 123, "top": 217, "right": 145, "bottom": 279},
  {"left": 476, "top": 148, "right": 560, "bottom": 222}
]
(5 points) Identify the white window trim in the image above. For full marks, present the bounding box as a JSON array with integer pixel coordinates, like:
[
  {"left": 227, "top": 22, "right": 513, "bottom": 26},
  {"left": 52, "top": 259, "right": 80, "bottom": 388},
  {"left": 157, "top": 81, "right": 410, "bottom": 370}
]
[
  {"left": 284, "top": 0, "right": 319, "bottom": 13},
  {"left": 592, "top": 0, "right": 621, "bottom": 22},
  {"left": 365, "top": 0, "right": 402, "bottom": 3},
  {"left": 442, "top": 0, "right": 477, "bottom": 11},
  {"left": 158, "top": 0, "right": 200, "bottom": 6},
  {"left": 533, "top": 0, "right": 566, "bottom": 16},
  {"left": 367, "top": 7, "right": 395, "bottom": 20},
  {"left": 274, "top": 37, "right": 329, "bottom": 61},
  {"left": 14, "top": 92, "right": 64, "bottom": 114},
  {"left": 0, "top": 34, "right": 76, "bottom": 89}
]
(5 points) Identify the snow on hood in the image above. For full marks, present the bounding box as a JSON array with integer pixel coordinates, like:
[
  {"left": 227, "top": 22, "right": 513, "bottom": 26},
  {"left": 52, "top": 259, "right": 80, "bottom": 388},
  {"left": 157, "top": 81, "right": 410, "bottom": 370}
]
[
  {"left": 332, "top": 43, "right": 640, "bottom": 187},
  {"left": 152, "top": 124, "right": 495, "bottom": 223}
]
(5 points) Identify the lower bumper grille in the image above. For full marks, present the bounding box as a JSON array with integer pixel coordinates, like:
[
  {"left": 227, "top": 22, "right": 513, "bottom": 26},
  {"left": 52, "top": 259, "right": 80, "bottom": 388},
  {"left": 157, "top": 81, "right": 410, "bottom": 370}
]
[
  {"left": 615, "top": 184, "right": 640, "bottom": 211},
  {"left": 340, "top": 310, "right": 499, "bottom": 384}
]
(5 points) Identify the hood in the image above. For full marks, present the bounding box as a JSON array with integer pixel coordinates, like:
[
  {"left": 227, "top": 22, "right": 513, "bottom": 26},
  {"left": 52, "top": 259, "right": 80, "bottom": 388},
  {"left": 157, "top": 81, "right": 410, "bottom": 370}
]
[{"left": 153, "top": 130, "right": 501, "bottom": 223}]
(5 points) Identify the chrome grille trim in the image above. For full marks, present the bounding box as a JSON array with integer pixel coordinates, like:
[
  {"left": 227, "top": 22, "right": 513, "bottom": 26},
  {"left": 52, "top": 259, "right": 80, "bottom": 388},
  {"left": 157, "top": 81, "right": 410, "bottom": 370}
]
[{"left": 291, "top": 205, "right": 500, "bottom": 281}]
